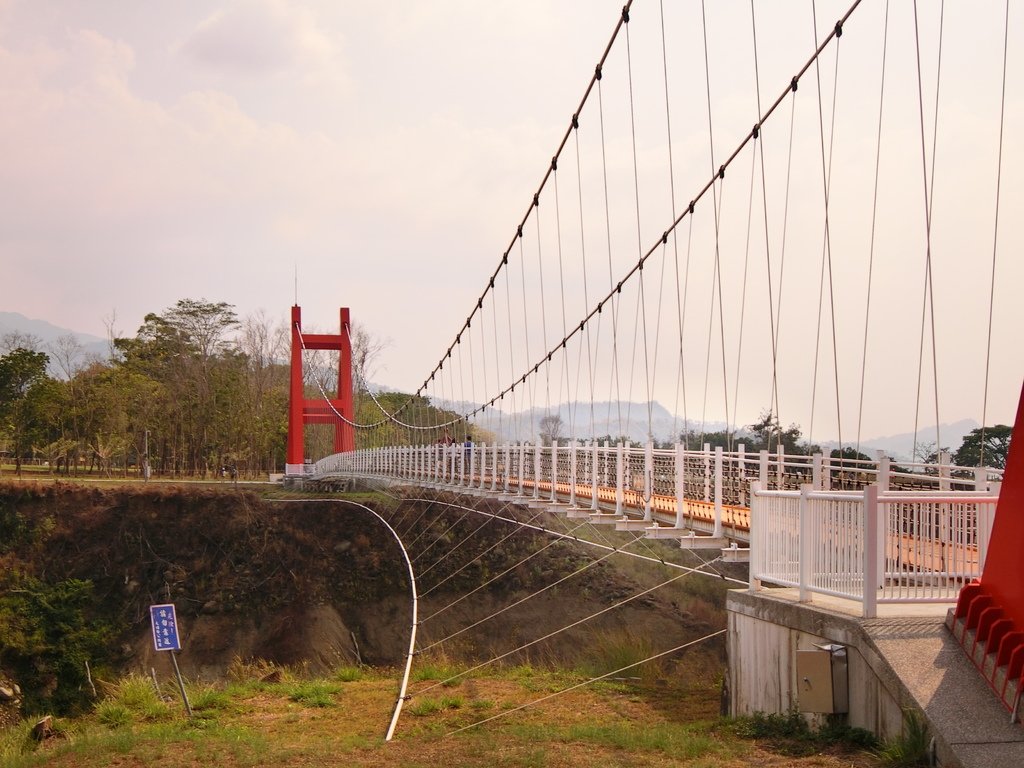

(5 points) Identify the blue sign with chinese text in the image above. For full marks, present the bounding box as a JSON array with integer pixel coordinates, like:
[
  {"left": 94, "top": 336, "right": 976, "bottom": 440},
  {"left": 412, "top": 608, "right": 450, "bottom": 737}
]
[{"left": 149, "top": 603, "right": 181, "bottom": 651}]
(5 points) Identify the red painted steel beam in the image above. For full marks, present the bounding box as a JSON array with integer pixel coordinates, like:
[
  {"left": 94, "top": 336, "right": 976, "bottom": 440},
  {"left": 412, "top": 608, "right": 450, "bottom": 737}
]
[
  {"left": 285, "top": 305, "right": 356, "bottom": 472},
  {"left": 949, "top": 381, "right": 1024, "bottom": 713},
  {"left": 980, "top": 382, "right": 1024, "bottom": 627}
]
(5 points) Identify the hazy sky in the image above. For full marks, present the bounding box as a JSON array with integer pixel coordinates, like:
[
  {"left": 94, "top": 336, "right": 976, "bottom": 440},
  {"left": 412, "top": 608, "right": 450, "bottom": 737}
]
[{"left": 1, "top": 1, "right": 1021, "bottom": 444}]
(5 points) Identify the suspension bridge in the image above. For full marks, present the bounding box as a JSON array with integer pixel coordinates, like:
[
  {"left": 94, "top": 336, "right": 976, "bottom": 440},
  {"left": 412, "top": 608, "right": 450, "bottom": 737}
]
[{"left": 278, "top": 0, "right": 1022, "bottom": 755}]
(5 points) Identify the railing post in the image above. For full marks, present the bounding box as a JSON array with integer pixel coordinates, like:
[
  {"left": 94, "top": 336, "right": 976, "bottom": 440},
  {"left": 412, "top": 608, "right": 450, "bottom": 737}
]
[
  {"left": 533, "top": 442, "right": 542, "bottom": 499},
  {"left": 590, "top": 441, "right": 600, "bottom": 511},
  {"left": 749, "top": 481, "right": 761, "bottom": 592},
  {"left": 822, "top": 453, "right": 832, "bottom": 490},
  {"left": 479, "top": 442, "right": 487, "bottom": 490},
  {"left": 877, "top": 450, "right": 890, "bottom": 491},
  {"left": 776, "top": 444, "right": 785, "bottom": 489},
  {"left": 517, "top": 442, "right": 526, "bottom": 496},
  {"left": 616, "top": 442, "right": 625, "bottom": 516},
  {"left": 759, "top": 449, "right": 769, "bottom": 490},
  {"left": 799, "top": 484, "right": 812, "bottom": 603},
  {"left": 812, "top": 452, "right": 823, "bottom": 490},
  {"left": 737, "top": 442, "right": 746, "bottom": 506},
  {"left": 644, "top": 439, "right": 654, "bottom": 521},
  {"left": 569, "top": 440, "right": 578, "bottom": 507},
  {"left": 503, "top": 442, "right": 510, "bottom": 493},
  {"left": 713, "top": 446, "right": 724, "bottom": 538},
  {"left": 863, "top": 484, "right": 879, "bottom": 618},
  {"left": 550, "top": 440, "right": 558, "bottom": 503},
  {"left": 490, "top": 442, "right": 498, "bottom": 492},
  {"left": 974, "top": 465, "right": 987, "bottom": 492},
  {"left": 675, "top": 442, "right": 685, "bottom": 528},
  {"left": 703, "top": 442, "right": 711, "bottom": 503},
  {"left": 939, "top": 449, "right": 951, "bottom": 492}
]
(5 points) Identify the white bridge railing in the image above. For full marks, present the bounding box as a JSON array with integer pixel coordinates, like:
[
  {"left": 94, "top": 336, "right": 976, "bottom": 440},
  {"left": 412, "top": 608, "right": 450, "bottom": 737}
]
[
  {"left": 750, "top": 484, "right": 999, "bottom": 617},
  {"left": 311, "top": 441, "right": 1001, "bottom": 616}
]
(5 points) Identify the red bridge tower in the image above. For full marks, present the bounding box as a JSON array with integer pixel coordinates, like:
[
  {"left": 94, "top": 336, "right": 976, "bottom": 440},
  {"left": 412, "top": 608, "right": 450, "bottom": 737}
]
[{"left": 285, "top": 305, "right": 354, "bottom": 475}]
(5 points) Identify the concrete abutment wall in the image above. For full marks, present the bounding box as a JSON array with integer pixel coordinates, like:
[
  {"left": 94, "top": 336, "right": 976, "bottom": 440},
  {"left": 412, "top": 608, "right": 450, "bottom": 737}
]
[{"left": 727, "top": 590, "right": 907, "bottom": 741}]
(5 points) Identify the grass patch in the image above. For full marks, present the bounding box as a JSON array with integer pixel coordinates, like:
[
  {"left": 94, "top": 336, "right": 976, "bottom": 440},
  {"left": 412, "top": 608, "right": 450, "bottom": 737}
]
[
  {"left": 333, "top": 666, "right": 365, "bottom": 682},
  {"left": 728, "top": 710, "right": 877, "bottom": 757},
  {"left": 187, "top": 682, "right": 233, "bottom": 714},
  {"left": 411, "top": 658, "right": 462, "bottom": 685},
  {"left": 0, "top": 663, "right": 888, "bottom": 768},
  {"left": 408, "top": 696, "right": 464, "bottom": 717},
  {"left": 97, "top": 674, "right": 172, "bottom": 723},
  {"left": 95, "top": 701, "right": 133, "bottom": 728},
  {"left": 576, "top": 629, "right": 664, "bottom": 684},
  {"left": 284, "top": 680, "right": 341, "bottom": 708},
  {"left": 226, "top": 656, "right": 282, "bottom": 683},
  {"left": 877, "top": 710, "right": 931, "bottom": 767},
  {"left": 509, "top": 721, "right": 740, "bottom": 762}
]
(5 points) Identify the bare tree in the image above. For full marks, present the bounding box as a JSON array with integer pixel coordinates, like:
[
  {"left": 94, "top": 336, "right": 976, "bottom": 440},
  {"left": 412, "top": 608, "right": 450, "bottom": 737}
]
[
  {"left": 1, "top": 331, "right": 43, "bottom": 354},
  {"left": 49, "top": 334, "right": 84, "bottom": 380},
  {"left": 539, "top": 414, "right": 564, "bottom": 445},
  {"left": 350, "top": 322, "right": 388, "bottom": 392}
]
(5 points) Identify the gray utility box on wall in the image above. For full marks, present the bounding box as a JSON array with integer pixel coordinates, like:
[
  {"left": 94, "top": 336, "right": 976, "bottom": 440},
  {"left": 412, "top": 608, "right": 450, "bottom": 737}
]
[{"left": 796, "top": 644, "right": 849, "bottom": 714}]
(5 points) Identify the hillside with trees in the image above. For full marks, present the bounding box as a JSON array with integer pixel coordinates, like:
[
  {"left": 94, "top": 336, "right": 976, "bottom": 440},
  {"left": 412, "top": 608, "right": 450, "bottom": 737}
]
[{"left": 0, "top": 299, "right": 462, "bottom": 479}]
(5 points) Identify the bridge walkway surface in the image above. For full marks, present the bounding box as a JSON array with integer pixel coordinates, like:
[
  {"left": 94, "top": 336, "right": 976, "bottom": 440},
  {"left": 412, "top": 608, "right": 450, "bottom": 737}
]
[{"left": 727, "top": 589, "right": 1024, "bottom": 768}]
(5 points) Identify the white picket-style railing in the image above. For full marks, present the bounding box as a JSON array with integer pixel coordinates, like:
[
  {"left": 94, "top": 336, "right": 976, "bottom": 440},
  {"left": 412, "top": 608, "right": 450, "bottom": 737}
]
[
  {"left": 314, "top": 441, "right": 998, "bottom": 511},
  {"left": 749, "top": 483, "right": 999, "bottom": 617},
  {"left": 310, "top": 441, "right": 1001, "bottom": 615}
]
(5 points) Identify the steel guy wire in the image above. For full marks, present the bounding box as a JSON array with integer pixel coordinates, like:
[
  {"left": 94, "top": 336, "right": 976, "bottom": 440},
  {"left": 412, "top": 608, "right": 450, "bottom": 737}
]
[
  {"left": 855, "top": 0, "right": 891, "bottom": 455},
  {"left": 445, "top": 629, "right": 728, "bottom": 736},
  {"left": 415, "top": 562, "right": 710, "bottom": 697},
  {"left": 980, "top": 0, "right": 1011, "bottom": 466}
]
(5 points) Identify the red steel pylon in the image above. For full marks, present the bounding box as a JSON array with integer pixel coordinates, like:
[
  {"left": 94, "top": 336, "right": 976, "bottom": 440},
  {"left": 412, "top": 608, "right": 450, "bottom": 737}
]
[
  {"left": 948, "top": 381, "right": 1024, "bottom": 718},
  {"left": 286, "top": 306, "right": 354, "bottom": 475}
]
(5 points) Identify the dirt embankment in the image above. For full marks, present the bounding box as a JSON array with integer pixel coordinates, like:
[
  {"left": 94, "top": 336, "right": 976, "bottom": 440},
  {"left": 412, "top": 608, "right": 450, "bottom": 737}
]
[{"left": 0, "top": 483, "right": 725, "bottom": 710}]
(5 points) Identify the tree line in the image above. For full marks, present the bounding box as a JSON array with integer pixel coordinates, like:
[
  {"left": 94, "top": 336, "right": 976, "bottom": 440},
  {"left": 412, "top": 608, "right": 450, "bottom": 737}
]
[
  {"left": 0, "top": 299, "right": 437, "bottom": 478},
  {"left": 0, "top": 298, "right": 1012, "bottom": 477},
  {"left": 0, "top": 300, "right": 290, "bottom": 477},
  {"left": 538, "top": 409, "right": 1012, "bottom": 469}
]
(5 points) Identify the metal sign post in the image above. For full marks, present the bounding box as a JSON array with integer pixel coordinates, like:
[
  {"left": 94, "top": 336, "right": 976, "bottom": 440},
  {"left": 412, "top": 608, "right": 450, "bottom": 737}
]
[{"left": 149, "top": 604, "right": 192, "bottom": 717}]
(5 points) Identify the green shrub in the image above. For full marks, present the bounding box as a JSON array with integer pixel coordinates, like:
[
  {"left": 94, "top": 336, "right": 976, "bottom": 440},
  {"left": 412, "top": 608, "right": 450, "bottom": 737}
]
[{"left": 0, "top": 575, "right": 114, "bottom": 714}]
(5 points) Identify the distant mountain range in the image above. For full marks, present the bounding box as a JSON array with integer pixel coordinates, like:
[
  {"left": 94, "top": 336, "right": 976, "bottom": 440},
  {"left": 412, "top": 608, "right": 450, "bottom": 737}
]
[
  {"left": 428, "top": 396, "right": 979, "bottom": 461},
  {"left": 0, "top": 311, "right": 109, "bottom": 373}
]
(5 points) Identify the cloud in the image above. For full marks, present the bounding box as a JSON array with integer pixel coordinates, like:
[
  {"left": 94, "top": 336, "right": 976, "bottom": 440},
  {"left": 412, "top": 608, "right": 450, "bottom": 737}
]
[{"left": 180, "top": 0, "right": 336, "bottom": 78}]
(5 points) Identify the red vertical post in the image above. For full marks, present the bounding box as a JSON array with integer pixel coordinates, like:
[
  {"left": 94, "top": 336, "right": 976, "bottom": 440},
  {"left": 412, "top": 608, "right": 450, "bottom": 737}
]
[
  {"left": 286, "top": 305, "right": 305, "bottom": 473},
  {"left": 286, "top": 305, "right": 355, "bottom": 475},
  {"left": 949, "top": 381, "right": 1024, "bottom": 712},
  {"left": 337, "top": 308, "right": 355, "bottom": 453},
  {"left": 977, "top": 382, "right": 1024, "bottom": 627}
]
